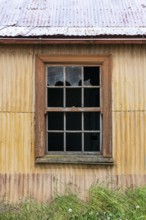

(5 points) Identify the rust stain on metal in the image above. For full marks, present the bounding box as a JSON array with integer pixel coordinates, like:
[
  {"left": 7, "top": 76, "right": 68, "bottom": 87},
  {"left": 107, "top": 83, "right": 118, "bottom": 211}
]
[{"left": 0, "top": 0, "right": 146, "bottom": 37}]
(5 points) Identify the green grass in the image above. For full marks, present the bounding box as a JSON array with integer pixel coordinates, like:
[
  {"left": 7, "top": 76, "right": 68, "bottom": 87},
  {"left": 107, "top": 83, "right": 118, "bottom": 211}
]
[{"left": 0, "top": 185, "right": 146, "bottom": 220}]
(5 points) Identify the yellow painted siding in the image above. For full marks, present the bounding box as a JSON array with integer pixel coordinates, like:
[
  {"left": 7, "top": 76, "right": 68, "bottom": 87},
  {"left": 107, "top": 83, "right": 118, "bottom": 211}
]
[
  {"left": 113, "top": 111, "right": 146, "bottom": 175},
  {"left": 0, "top": 44, "right": 146, "bottom": 201},
  {"left": 0, "top": 113, "right": 33, "bottom": 173},
  {"left": 0, "top": 46, "right": 34, "bottom": 113},
  {"left": 112, "top": 45, "right": 146, "bottom": 111}
]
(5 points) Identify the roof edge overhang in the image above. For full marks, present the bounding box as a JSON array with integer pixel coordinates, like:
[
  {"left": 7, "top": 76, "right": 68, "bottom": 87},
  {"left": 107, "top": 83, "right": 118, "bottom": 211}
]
[{"left": 0, "top": 37, "right": 146, "bottom": 44}]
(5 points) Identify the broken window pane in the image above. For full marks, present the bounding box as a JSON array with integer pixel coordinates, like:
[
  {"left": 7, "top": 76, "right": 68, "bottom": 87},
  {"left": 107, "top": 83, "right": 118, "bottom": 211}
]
[
  {"left": 66, "top": 66, "right": 82, "bottom": 86},
  {"left": 47, "top": 88, "right": 63, "bottom": 107},
  {"left": 66, "top": 88, "right": 81, "bottom": 107},
  {"left": 47, "top": 67, "right": 64, "bottom": 86},
  {"left": 66, "top": 112, "right": 81, "bottom": 130},
  {"left": 84, "top": 88, "right": 100, "bottom": 107},
  {"left": 48, "top": 133, "right": 64, "bottom": 151},
  {"left": 84, "top": 112, "right": 100, "bottom": 130},
  {"left": 66, "top": 133, "right": 82, "bottom": 151},
  {"left": 48, "top": 112, "right": 63, "bottom": 130},
  {"left": 83, "top": 66, "right": 100, "bottom": 86},
  {"left": 84, "top": 133, "right": 100, "bottom": 151}
]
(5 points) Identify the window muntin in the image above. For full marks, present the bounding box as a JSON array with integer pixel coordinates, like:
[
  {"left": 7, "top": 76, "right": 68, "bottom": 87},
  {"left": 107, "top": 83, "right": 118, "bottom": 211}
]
[{"left": 46, "top": 65, "right": 102, "bottom": 153}]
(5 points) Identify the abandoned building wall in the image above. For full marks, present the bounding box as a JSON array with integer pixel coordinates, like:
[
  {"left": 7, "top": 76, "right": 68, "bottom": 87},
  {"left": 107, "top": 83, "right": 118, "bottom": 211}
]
[{"left": 0, "top": 44, "right": 146, "bottom": 201}]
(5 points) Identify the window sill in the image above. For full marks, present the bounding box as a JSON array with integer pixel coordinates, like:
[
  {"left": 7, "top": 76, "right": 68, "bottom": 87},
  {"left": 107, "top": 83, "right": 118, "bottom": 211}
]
[{"left": 35, "top": 155, "right": 114, "bottom": 165}]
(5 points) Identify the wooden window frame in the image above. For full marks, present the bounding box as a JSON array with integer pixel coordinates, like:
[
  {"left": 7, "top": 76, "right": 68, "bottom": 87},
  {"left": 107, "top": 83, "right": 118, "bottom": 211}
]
[{"left": 35, "top": 55, "right": 113, "bottom": 164}]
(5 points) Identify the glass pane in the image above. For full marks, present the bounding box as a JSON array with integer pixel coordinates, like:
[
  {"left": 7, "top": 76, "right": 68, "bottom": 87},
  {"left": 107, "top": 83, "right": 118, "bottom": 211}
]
[
  {"left": 66, "top": 133, "right": 82, "bottom": 151},
  {"left": 84, "top": 133, "right": 100, "bottom": 151},
  {"left": 66, "top": 66, "right": 82, "bottom": 86},
  {"left": 47, "top": 88, "right": 63, "bottom": 107},
  {"left": 48, "top": 112, "right": 63, "bottom": 130},
  {"left": 66, "top": 88, "right": 81, "bottom": 107},
  {"left": 47, "top": 67, "right": 64, "bottom": 86},
  {"left": 84, "top": 112, "right": 100, "bottom": 130},
  {"left": 48, "top": 133, "right": 63, "bottom": 151},
  {"left": 66, "top": 113, "right": 81, "bottom": 130},
  {"left": 83, "top": 67, "right": 100, "bottom": 86},
  {"left": 84, "top": 88, "right": 100, "bottom": 107}
]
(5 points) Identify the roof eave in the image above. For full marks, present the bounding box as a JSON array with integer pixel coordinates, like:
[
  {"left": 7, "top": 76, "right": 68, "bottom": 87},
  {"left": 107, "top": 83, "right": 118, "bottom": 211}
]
[{"left": 0, "top": 37, "right": 146, "bottom": 44}]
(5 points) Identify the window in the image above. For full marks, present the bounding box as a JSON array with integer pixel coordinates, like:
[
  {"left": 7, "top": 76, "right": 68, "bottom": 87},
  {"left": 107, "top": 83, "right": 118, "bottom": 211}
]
[{"left": 35, "top": 55, "right": 113, "bottom": 164}]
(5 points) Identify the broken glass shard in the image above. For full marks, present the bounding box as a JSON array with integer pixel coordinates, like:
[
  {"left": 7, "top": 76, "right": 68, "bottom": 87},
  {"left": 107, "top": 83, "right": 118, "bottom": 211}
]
[
  {"left": 66, "top": 66, "right": 82, "bottom": 86},
  {"left": 83, "top": 66, "right": 100, "bottom": 86},
  {"left": 47, "top": 67, "right": 64, "bottom": 86}
]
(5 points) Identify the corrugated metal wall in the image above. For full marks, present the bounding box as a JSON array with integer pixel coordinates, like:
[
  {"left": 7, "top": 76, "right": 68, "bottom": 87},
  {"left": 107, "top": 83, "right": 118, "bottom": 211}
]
[{"left": 0, "top": 44, "right": 146, "bottom": 202}]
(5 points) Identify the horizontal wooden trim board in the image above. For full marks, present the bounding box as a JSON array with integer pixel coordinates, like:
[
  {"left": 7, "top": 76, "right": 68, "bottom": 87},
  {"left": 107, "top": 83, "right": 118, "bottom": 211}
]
[
  {"left": 0, "top": 38, "right": 146, "bottom": 44},
  {"left": 46, "top": 107, "right": 102, "bottom": 112}
]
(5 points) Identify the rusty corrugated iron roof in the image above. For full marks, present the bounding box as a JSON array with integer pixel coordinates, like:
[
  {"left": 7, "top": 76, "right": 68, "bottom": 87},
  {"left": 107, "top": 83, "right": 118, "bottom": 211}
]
[{"left": 0, "top": 0, "right": 146, "bottom": 37}]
